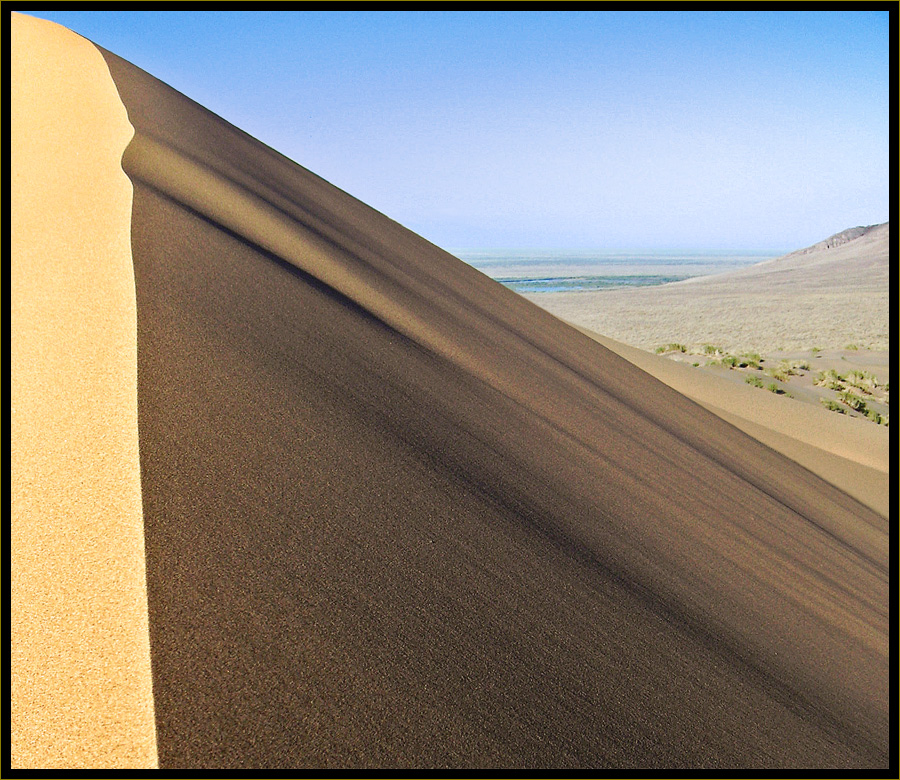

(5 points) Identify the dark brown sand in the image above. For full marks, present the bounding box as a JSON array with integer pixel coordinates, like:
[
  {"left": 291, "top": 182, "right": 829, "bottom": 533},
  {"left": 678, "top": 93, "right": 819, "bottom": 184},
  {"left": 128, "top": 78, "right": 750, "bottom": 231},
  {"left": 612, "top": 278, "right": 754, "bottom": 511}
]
[{"left": 93, "top": 48, "right": 890, "bottom": 770}]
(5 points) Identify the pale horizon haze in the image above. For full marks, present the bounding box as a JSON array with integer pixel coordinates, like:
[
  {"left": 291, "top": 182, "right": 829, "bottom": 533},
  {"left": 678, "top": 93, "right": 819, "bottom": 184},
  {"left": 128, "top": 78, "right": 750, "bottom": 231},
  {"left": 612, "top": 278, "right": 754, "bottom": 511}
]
[{"left": 13, "top": 9, "right": 891, "bottom": 252}]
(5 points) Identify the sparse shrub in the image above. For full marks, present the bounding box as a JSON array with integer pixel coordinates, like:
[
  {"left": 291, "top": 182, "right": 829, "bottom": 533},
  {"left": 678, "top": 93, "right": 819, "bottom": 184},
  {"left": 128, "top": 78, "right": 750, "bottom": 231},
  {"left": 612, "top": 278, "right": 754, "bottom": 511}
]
[
  {"left": 865, "top": 408, "right": 884, "bottom": 425},
  {"left": 820, "top": 398, "right": 845, "bottom": 413},
  {"left": 815, "top": 369, "right": 845, "bottom": 391},
  {"left": 657, "top": 343, "right": 686, "bottom": 354},
  {"left": 719, "top": 355, "right": 739, "bottom": 369},
  {"left": 765, "top": 364, "right": 792, "bottom": 383},
  {"left": 745, "top": 375, "right": 764, "bottom": 388},
  {"left": 692, "top": 362, "right": 699, "bottom": 367},
  {"left": 702, "top": 344, "right": 722, "bottom": 355},
  {"left": 838, "top": 390, "right": 867, "bottom": 412},
  {"left": 811, "top": 346, "right": 822, "bottom": 356},
  {"left": 739, "top": 352, "right": 761, "bottom": 368},
  {"left": 767, "top": 383, "right": 784, "bottom": 394},
  {"left": 845, "top": 344, "right": 859, "bottom": 350},
  {"left": 844, "top": 370, "right": 878, "bottom": 393}
]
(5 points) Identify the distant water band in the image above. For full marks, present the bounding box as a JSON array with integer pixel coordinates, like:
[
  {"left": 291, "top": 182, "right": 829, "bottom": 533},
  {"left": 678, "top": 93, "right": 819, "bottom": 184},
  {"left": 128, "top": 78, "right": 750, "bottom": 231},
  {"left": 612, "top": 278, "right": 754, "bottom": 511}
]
[{"left": 456, "top": 251, "right": 777, "bottom": 293}]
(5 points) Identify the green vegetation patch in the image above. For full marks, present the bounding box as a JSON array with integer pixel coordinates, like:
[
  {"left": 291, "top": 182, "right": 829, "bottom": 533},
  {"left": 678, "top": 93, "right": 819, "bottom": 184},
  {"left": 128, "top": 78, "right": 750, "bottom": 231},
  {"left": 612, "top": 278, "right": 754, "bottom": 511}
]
[
  {"left": 844, "top": 369, "right": 879, "bottom": 393},
  {"left": 815, "top": 369, "right": 845, "bottom": 391},
  {"left": 655, "top": 343, "right": 687, "bottom": 354},
  {"left": 865, "top": 408, "right": 888, "bottom": 425},
  {"left": 764, "top": 365, "right": 792, "bottom": 383},
  {"left": 838, "top": 390, "right": 868, "bottom": 412}
]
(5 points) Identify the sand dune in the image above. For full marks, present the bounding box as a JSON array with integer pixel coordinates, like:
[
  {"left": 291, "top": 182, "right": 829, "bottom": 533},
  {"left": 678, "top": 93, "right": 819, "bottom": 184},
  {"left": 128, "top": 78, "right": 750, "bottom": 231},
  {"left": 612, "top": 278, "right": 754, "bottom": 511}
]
[
  {"left": 11, "top": 14, "right": 890, "bottom": 770},
  {"left": 527, "top": 223, "right": 889, "bottom": 353}
]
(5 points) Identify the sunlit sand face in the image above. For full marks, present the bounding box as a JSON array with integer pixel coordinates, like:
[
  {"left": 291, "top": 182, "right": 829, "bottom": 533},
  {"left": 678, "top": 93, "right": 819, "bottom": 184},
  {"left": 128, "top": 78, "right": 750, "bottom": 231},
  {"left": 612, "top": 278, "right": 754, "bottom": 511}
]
[{"left": 10, "top": 13, "right": 156, "bottom": 770}]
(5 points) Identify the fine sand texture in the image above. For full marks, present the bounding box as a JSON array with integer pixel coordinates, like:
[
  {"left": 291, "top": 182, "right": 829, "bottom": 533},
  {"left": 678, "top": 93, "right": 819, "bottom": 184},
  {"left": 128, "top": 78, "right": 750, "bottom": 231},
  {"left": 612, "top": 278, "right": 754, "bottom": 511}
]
[
  {"left": 525, "top": 223, "right": 889, "bottom": 353},
  {"left": 11, "top": 12, "right": 890, "bottom": 769},
  {"left": 98, "top": 42, "right": 888, "bottom": 769},
  {"left": 10, "top": 14, "right": 157, "bottom": 769}
]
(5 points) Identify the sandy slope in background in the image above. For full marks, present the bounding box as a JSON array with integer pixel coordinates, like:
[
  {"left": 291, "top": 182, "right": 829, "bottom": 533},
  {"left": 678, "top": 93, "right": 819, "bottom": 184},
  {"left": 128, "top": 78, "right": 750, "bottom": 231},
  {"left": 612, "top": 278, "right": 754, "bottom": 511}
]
[
  {"left": 581, "top": 329, "right": 889, "bottom": 518},
  {"left": 527, "top": 224, "right": 889, "bottom": 353},
  {"left": 10, "top": 14, "right": 157, "bottom": 769}
]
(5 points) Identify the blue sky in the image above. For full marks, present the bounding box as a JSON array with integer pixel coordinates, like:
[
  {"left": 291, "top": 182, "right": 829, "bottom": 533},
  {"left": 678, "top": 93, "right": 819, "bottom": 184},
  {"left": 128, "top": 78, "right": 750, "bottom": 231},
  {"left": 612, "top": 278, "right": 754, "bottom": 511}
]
[{"left": 17, "top": 10, "right": 890, "bottom": 250}]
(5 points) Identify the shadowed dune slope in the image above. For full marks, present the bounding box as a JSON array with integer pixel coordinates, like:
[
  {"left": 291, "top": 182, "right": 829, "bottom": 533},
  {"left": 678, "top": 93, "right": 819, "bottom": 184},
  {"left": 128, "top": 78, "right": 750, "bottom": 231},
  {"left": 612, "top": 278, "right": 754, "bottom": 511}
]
[{"left": 97, "top": 47, "right": 888, "bottom": 769}]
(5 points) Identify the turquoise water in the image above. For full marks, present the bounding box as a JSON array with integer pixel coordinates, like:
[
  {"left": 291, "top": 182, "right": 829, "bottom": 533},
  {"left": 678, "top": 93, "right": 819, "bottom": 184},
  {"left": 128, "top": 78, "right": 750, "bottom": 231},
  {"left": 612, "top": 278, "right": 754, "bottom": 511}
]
[
  {"left": 453, "top": 250, "right": 780, "bottom": 293},
  {"left": 495, "top": 274, "right": 691, "bottom": 293}
]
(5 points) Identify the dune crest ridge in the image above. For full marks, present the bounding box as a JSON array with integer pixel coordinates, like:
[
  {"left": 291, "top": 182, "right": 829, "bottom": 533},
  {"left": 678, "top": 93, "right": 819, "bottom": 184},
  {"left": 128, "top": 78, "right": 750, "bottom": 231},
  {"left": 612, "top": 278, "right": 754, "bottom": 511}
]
[
  {"left": 91, "top": 43, "right": 889, "bottom": 769},
  {"left": 10, "top": 14, "right": 157, "bottom": 769}
]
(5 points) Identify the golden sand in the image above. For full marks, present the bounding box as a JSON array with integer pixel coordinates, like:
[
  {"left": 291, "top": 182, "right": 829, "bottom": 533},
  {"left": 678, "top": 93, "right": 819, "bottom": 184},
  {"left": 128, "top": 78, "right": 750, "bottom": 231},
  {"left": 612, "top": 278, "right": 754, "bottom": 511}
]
[{"left": 10, "top": 14, "right": 157, "bottom": 768}]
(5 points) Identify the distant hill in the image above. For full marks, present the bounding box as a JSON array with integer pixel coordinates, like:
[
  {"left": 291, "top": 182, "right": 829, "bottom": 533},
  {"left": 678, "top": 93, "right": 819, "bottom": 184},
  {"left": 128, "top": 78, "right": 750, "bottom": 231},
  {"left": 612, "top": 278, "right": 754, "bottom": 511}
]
[
  {"left": 684, "top": 221, "right": 889, "bottom": 284},
  {"left": 786, "top": 222, "right": 888, "bottom": 256}
]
